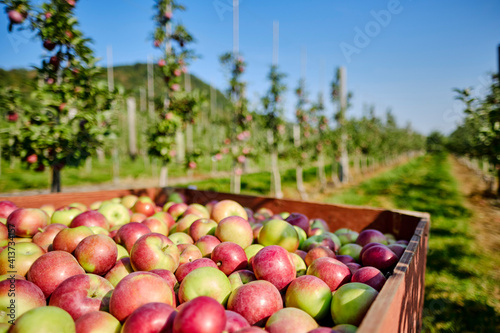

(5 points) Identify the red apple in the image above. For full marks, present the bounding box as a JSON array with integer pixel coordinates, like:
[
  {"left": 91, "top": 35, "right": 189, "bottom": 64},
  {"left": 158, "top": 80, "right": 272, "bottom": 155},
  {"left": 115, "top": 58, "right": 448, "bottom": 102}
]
[
  {"left": 150, "top": 269, "right": 178, "bottom": 290},
  {"left": 32, "top": 224, "right": 67, "bottom": 251},
  {"left": 142, "top": 217, "right": 168, "bottom": 235},
  {"left": 356, "top": 229, "right": 388, "bottom": 247},
  {"left": 52, "top": 226, "right": 94, "bottom": 253},
  {"left": 0, "top": 201, "right": 17, "bottom": 219},
  {"left": 211, "top": 200, "right": 248, "bottom": 223},
  {"left": 109, "top": 271, "right": 175, "bottom": 322},
  {"left": 301, "top": 233, "right": 341, "bottom": 253},
  {"left": 215, "top": 216, "right": 253, "bottom": 249},
  {"left": 351, "top": 266, "right": 387, "bottom": 291},
  {"left": 130, "top": 213, "right": 147, "bottom": 223},
  {"left": 74, "top": 311, "right": 122, "bottom": 333},
  {"left": 7, "top": 208, "right": 48, "bottom": 238},
  {"left": 183, "top": 203, "right": 210, "bottom": 219},
  {"left": 173, "top": 296, "right": 226, "bottom": 333},
  {"left": 388, "top": 243, "right": 407, "bottom": 259},
  {"left": 306, "top": 257, "right": 351, "bottom": 291},
  {"left": 132, "top": 196, "right": 156, "bottom": 217},
  {"left": 304, "top": 246, "right": 336, "bottom": 266},
  {"left": 70, "top": 210, "right": 109, "bottom": 230},
  {"left": 49, "top": 273, "right": 113, "bottom": 320},
  {"left": 27, "top": 251, "right": 85, "bottom": 298},
  {"left": 195, "top": 235, "right": 221, "bottom": 257},
  {"left": 359, "top": 242, "right": 384, "bottom": 259},
  {"left": 167, "top": 203, "right": 188, "bottom": 220},
  {"left": 285, "top": 213, "right": 310, "bottom": 233},
  {"left": 122, "top": 302, "right": 176, "bottom": 333},
  {"left": 130, "top": 233, "right": 180, "bottom": 272},
  {"left": 361, "top": 244, "right": 398, "bottom": 272},
  {"left": 178, "top": 243, "right": 203, "bottom": 265},
  {"left": 151, "top": 211, "right": 176, "bottom": 229},
  {"left": 252, "top": 245, "right": 296, "bottom": 292},
  {"left": 175, "top": 258, "right": 218, "bottom": 282},
  {"left": 74, "top": 234, "right": 117, "bottom": 275},
  {"left": 189, "top": 218, "right": 217, "bottom": 241},
  {"left": 265, "top": 307, "right": 318, "bottom": 333},
  {"left": 114, "top": 222, "right": 151, "bottom": 253},
  {"left": 336, "top": 254, "right": 355, "bottom": 264},
  {"left": 211, "top": 242, "right": 247, "bottom": 276},
  {"left": 0, "top": 279, "right": 45, "bottom": 323},
  {"left": 227, "top": 280, "right": 283, "bottom": 326},
  {"left": 224, "top": 310, "right": 250, "bottom": 333},
  {"left": 346, "top": 263, "right": 362, "bottom": 275},
  {"left": 285, "top": 275, "right": 332, "bottom": 320}
]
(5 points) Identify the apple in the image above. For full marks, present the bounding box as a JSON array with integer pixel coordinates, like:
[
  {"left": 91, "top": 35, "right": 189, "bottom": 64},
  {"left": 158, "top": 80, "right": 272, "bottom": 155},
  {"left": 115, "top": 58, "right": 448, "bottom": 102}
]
[
  {"left": 130, "top": 233, "right": 180, "bottom": 272},
  {"left": 183, "top": 203, "right": 210, "bottom": 219},
  {"left": 74, "top": 234, "right": 117, "bottom": 275},
  {"left": 116, "top": 244, "right": 129, "bottom": 259},
  {"left": 195, "top": 235, "right": 221, "bottom": 257},
  {"left": 0, "top": 279, "right": 45, "bottom": 324},
  {"left": 265, "top": 307, "right": 318, "bottom": 333},
  {"left": 295, "top": 249, "right": 307, "bottom": 260},
  {"left": 0, "top": 201, "right": 17, "bottom": 219},
  {"left": 0, "top": 242, "right": 45, "bottom": 276},
  {"left": 224, "top": 310, "right": 250, "bottom": 333},
  {"left": 304, "top": 246, "right": 336, "bottom": 266},
  {"left": 301, "top": 232, "right": 341, "bottom": 252},
  {"left": 8, "top": 306, "right": 75, "bottom": 333},
  {"left": 332, "top": 324, "right": 358, "bottom": 333},
  {"left": 309, "top": 218, "right": 330, "bottom": 232},
  {"left": 285, "top": 275, "right": 332, "bottom": 321},
  {"left": 52, "top": 226, "right": 94, "bottom": 253},
  {"left": 167, "top": 203, "right": 188, "bottom": 220},
  {"left": 132, "top": 196, "right": 156, "bottom": 217},
  {"left": 74, "top": 311, "right": 122, "bottom": 333},
  {"left": 227, "top": 280, "right": 283, "bottom": 326},
  {"left": 306, "top": 257, "right": 351, "bottom": 292},
  {"left": 114, "top": 222, "right": 151, "bottom": 253},
  {"left": 49, "top": 273, "right": 114, "bottom": 320},
  {"left": 396, "top": 240, "right": 409, "bottom": 246},
  {"left": 384, "top": 233, "right": 397, "bottom": 244},
  {"left": 130, "top": 213, "right": 147, "bottom": 223},
  {"left": 89, "top": 226, "right": 109, "bottom": 236},
  {"left": 254, "top": 207, "right": 273, "bottom": 222},
  {"left": 98, "top": 202, "right": 130, "bottom": 227},
  {"left": 228, "top": 270, "right": 256, "bottom": 290},
  {"left": 211, "top": 200, "right": 248, "bottom": 223},
  {"left": 173, "top": 296, "right": 226, "bottom": 333},
  {"left": 68, "top": 202, "right": 87, "bottom": 212},
  {"left": 330, "top": 282, "right": 378, "bottom": 326},
  {"left": 388, "top": 243, "right": 407, "bottom": 259},
  {"left": 150, "top": 269, "right": 178, "bottom": 290},
  {"left": 356, "top": 229, "right": 388, "bottom": 247},
  {"left": 151, "top": 211, "right": 176, "bottom": 229},
  {"left": 346, "top": 263, "right": 362, "bottom": 275},
  {"left": 294, "top": 226, "right": 308, "bottom": 248},
  {"left": 204, "top": 200, "right": 218, "bottom": 215},
  {"left": 7, "top": 10, "right": 25, "bottom": 24},
  {"left": 244, "top": 208, "right": 255, "bottom": 223},
  {"left": 361, "top": 244, "right": 398, "bottom": 272},
  {"left": 121, "top": 195, "right": 138, "bottom": 209},
  {"left": 175, "top": 258, "right": 217, "bottom": 282},
  {"left": 258, "top": 219, "right": 299, "bottom": 252},
  {"left": 104, "top": 257, "right": 134, "bottom": 287},
  {"left": 234, "top": 327, "right": 268, "bottom": 333},
  {"left": 168, "top": 232, "right": 194, "bottom": 245},
  {"left": 359, "top": 242, "right": 383, "bottom": 259},
  {"left": 289, "top": 252, "right": 307, "bottom": 276},
  {"left": 27, "top": 250, "right": 85, "bottom": 298},
  {"left": 285, "top": 213, "right": 310, "bottom": 233},
  {"left": 142, "top": 217, "right": 168, "bottom": 235},
  {"left": 215, "top": 216, "right": 253, "bottom": 249},
  {"left": 178, "top": 243, "right": 203, "bottom": 265},
  {"left": 109, "top": 271, "right": 175, "bottom": 322},
  {"left": 178, "top": 266, "right": 232, "bottom": 305},
  {"left": 338, "top": 243, "right": 363, "bottom": 262},
  {"left": 189, "top": 218, "right": 217, "bottom": 241},
  {"left": 252, "top": 245, "right": 296, "bottom": 292},
  {"left": 243, "top": 244, "right": 264, "bottom": 263},
  {"left": 70, "top": 210, "right": 109, "bottom": 230},
  {"left": 7, "top": 208, "right": 48, "bottom": 238},
  {"left": 211, "top": 242, "right": 247, "bottom": 276},
  {"left": 40, "top": 204, "right": 55, "bottom": 218},
  {"left": 121, "top": 302, "right": 176, "bottom": 333},
  {"left": 336, "top": 255, "right": 356, "bottom": 264},
  {"left": 51, "top": 207, "right": 81, "bottom": 226},
  {"left": 351, "top": 266, "right": 387, "bottom": 291}
]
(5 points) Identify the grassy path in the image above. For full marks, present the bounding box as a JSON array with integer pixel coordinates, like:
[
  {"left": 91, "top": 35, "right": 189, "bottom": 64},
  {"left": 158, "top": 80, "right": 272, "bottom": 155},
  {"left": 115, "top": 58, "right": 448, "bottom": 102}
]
[{"left": 325, "top": 153, "right": 499, "bottom": 332}]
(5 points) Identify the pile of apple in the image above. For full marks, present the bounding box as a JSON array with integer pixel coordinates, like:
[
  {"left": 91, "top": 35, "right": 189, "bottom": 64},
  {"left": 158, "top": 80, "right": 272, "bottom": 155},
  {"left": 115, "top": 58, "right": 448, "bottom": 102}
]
[{"left": 0, "top": 193, "right": 408, "bottom": 333}]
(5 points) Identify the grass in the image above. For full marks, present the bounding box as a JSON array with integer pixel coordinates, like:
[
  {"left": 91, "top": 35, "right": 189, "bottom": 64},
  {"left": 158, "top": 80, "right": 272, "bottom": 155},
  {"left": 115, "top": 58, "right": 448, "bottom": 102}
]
[{"left": 326, "top": 153, "right": 499, "bottom": 332}]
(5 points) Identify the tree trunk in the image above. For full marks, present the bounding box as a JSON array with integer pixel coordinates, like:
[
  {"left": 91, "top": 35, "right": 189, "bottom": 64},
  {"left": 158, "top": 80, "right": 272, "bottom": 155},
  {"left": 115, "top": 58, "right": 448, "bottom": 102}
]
[
  {"left": 271, "top": 151, "right": 283, "bottom": 198},
  {"left": 159, "top": 164, "right": 168, "bottom": 187},
  {"left": 497, "top": 167, "right": 500, "bottom": 197},
  {"left": 112, "top": 148, "right": 120, "bottom": 185},
  {"left": 51, "top": 167, "right": 61, "bottom": 193},
  {"left": 296, "top": 166, "right": 307, "bottom": 200},
  {"left": 176, "top": 130, "right": 185, "bottom": 163},
  {"left": 85, "top": 157, "right": 92, "bottom": 173}
]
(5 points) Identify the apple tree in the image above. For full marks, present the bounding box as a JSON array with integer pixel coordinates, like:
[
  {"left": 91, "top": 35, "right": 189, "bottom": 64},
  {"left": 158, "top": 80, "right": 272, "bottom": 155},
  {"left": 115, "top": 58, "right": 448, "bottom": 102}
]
[
  {"left": 220, "top": 52, "right": 252, "bottom": 193},
  {"left": 261, "top": 65, "right": 287, "bottom": 198},
  {"left": 1, "top": 0, "right": 117, "bottom": 192},
  {"left": 150, "top": 0, "right": 197, "bottom": 186}
]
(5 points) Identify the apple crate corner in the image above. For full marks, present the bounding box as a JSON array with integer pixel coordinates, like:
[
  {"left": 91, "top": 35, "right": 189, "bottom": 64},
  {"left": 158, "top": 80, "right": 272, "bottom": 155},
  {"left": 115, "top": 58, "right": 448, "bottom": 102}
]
[{"left": 0, "top": 187, "right": 430, "bottom": 333}]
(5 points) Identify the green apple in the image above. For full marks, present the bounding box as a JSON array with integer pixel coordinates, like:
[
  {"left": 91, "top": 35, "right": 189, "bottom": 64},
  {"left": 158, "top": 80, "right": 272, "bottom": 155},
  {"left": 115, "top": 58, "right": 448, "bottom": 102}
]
[
  {"left": 98, "top": 202, "right": 130, "bottom": 227},
  {"left": 339, "top": 243, "right": 363, "bottom": 262},
  {"left": 178, "top": 266, "right": 232, "bottom": 305},
  {"left": 116, "top": 244, "right": 129, "bottom": 259},
  {"left": 121, "top": 195, "right": 138, "bottom": 209},
  {"left": 51, "top": 208, "right": 82, "bottom": 226},
  {"left": 9, "top": 306, "right": 75, "bottom": 333},
  {"left": 331, "top": 282, "right": 378, "bottom": 326},
  {"left": 258, "top": 219, "right": 299, "bottom": 252},
  {"left": 265, "top": 307, "right": 318, "bottom": 332},
  {"left": 244, "top": 244, "right": 264, "bottom": 263},
  {"left": 168, "top": 232, "right": 194, "bottom": 245},
  {"left": 294, "top": 226, "right": 307, "bottom": 248},
  {"left": 289, "top": 252, "right": 307, "bottom": 276},
  {"left": 285, "top": 275, "right": 332, "bottom": 320}
]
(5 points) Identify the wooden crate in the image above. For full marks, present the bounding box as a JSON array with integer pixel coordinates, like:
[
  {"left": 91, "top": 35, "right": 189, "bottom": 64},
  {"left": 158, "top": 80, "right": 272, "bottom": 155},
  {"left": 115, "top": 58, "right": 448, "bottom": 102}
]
[{"left": 0, "top": 187, "right": 430, "bottom": 332}]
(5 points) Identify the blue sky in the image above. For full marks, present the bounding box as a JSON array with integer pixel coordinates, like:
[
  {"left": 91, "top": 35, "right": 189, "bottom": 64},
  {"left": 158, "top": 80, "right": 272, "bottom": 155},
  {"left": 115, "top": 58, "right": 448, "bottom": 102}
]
[{"left": 1, "top": 0, "right": 499, "bottom": 135}]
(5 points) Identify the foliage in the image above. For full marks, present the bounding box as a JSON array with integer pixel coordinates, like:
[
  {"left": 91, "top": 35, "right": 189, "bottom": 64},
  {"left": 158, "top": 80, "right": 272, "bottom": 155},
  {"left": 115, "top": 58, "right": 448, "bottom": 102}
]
[{"left": 261, "top": 64, "right": 286, "bottom": 152}]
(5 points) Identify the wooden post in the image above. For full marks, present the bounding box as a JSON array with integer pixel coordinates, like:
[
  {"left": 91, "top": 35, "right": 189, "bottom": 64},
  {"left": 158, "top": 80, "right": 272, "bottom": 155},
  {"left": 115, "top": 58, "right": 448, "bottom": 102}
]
[
  {"left": 140, "top": 87, "right": 146, "bottom": 112},
  {"left": 147, "top": 55, "right": 155, "bottom": 118},
  {"left": 127, "top": 97, "right": 138, "bottom": 159},
  {"left": 339, "top": 66, "right": 349, "bottom": 183},
  {"left": 108, "top": 45, "right": 120, "bottom": 185}
]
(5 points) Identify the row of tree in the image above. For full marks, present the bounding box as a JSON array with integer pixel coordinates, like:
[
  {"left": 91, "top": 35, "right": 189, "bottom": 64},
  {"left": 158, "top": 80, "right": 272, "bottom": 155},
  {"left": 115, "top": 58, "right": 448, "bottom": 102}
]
[{"left": 0, "top": 0, "right": 426, "bottom": 194}]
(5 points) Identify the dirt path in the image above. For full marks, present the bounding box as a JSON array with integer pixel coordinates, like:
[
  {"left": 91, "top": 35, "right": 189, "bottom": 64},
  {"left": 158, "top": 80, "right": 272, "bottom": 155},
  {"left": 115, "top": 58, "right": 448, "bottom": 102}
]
[{"left": 450, "top": 156, "right": 500, "bottom": 270}]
